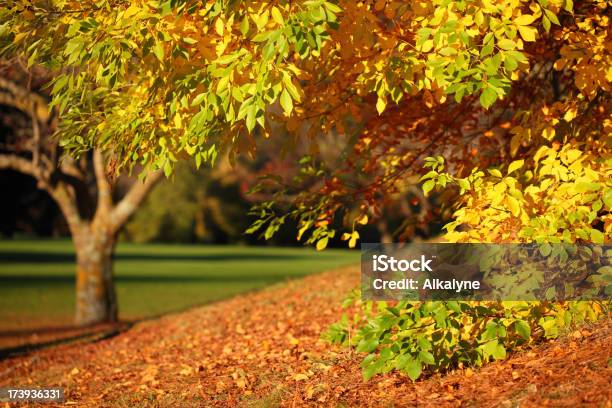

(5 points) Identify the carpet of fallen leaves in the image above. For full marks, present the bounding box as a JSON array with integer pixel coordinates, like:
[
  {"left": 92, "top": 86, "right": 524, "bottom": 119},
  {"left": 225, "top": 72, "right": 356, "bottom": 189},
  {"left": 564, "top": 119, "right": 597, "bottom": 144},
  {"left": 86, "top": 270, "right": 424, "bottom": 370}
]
[{"left": 1, "top": 265, "right": 611, "bottom": 407}]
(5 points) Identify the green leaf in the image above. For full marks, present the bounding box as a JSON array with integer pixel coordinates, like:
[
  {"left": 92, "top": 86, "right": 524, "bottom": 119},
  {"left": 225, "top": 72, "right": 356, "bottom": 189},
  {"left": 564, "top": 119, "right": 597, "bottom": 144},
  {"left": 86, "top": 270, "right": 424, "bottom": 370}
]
[
  {"left": 487, "top": 168, "right": 502, "bottom": 177},
  {"left": 590, "top": 229, "right": 604, "bottom": 244},
  {"left": 492, "top": 343, "right": 506, "bottom": 360},
  {"left": 283, "top": 77, "right": 300, "bottom": 101},
  {"left": 191, "top": 93, "right": 206, "bottom": 106},
  {"left": 479, "top": 87, "right": 498, "bottom": 109},
  {"left": 245, "top": 104, "right": 256, "bottom": 131},
  {"left": 422, "top": 179, "right": 436, "bottom": 196},
  {"left": 543, "top": 9, "right": 560, "bottom": 25},
  {"left": 539, "top": 243, "right": 552, "bottom": 257},
  {"left": 419, "top": 170, "right": 438, "bottom": 182},
  {"left": 439, "top": 46, "right": 457, "bottom": 56},
  {"left": 239, "top": 16, "right": 250, "bottom": 35},
  {"left": 252, "top": 31, "right": 273, "bottom": 42},
  {"left": 497, "top": 38, "right": 515, "bottom": 50},
  {"left": 457, "top": 178, "right": 470, "bottom": 191},
  {"left": 362, "top": 359, "right": 383, "bottom": 380},
  {"left": 316, "top": 236, "right": 329, "bottom": 251},
  {"left": 480, "top": 39, "right": 494, "bottom": 57},
  {"left": 514, "top": 320, "right": 531, "bottom": 340},
  {"left": 603, "top": 188, "right": 612, "bottom": 210},
  {"left": 482, "top": 340, "right": 506, "bottom": 360},
  {"left": 356, "top": 338, "right": 379, "bottom": 353},
  {"left": 153, "top": 41, "right": 164, "bottom": 62},
  {"left": 323, "top": 1, "right": 343, "bottom": 14},
  {"left": 418, "top": 350, "right": 435, "bottom": 365},
  {"left": 404, "top": 358, "right": 422, "bottom": 381},
  {"left": 163, "top": 160, "right": 172, "bottom": 176}
]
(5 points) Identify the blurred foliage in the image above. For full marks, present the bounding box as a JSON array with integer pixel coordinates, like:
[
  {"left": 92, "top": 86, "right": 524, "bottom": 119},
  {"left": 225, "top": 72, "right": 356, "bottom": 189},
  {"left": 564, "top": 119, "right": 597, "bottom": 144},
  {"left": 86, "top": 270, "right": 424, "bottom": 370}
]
[{"left": 124, "top": 162, "right": 250, "bottom": 243}]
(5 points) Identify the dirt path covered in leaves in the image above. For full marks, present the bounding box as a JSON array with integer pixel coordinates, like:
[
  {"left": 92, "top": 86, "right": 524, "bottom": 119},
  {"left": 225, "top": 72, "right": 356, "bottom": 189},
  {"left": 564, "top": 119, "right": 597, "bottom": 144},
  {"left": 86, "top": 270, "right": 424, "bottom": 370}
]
[{"left": 1, "top": 266, "right": 611, "bottom": 407}]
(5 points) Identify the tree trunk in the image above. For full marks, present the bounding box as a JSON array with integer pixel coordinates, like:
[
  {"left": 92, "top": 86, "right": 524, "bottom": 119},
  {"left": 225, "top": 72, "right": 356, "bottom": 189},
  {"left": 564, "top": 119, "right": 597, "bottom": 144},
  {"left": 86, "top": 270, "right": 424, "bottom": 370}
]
[{"left": 74, "top": 224, "right": 118, "bottom": 326}]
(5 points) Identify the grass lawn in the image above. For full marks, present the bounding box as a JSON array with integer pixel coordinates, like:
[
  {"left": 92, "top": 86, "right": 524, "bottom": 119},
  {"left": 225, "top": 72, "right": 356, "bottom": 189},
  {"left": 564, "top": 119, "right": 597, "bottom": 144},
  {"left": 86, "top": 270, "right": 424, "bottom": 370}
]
[{"left": 0, "top": 239, "right": 357, "bottom": 332}]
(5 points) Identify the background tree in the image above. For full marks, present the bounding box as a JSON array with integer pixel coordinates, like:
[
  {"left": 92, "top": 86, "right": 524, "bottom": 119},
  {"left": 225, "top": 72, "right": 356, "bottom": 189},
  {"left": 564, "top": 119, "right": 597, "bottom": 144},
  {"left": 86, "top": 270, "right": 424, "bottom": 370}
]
[
  {"left": 0, "top": 62, "right": 162, "bottom": 325},
  {"left": 124, "top": 160, "right": 251, "bottom": 244}
]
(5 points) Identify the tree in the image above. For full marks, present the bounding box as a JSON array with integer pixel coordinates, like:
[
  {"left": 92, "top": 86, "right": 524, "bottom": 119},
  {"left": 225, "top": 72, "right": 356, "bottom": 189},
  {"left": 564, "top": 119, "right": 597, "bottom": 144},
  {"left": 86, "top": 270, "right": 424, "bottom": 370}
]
[
  {"left": 4, "top": 0, "right": 606, "bottom": 246},
  {"left": 2, "top": 0, "right": 608, "bottom": 320},
  {"left": 240, "top": 0, "right": 609, "bottom": 247},
  {"left": 0, "top": 63, "right": 162, "bottom": 325},
  {"left": 124, "top": 161, "right": 251, "bottom": 244}
]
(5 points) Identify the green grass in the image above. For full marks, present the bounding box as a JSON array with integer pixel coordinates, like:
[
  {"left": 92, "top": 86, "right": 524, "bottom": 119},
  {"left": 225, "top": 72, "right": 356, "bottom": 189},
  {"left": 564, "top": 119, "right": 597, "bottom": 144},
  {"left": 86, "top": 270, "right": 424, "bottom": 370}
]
[{"left": 0, "top": 239, "right": 357, "bottom": 330}]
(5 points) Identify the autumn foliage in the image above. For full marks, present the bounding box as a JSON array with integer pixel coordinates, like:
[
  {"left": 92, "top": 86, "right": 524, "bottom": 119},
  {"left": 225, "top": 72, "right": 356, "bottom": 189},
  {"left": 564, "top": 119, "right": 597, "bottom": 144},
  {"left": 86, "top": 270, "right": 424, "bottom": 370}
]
[{"left": 2, "top": 0, "right": 610, "bottom": 383}]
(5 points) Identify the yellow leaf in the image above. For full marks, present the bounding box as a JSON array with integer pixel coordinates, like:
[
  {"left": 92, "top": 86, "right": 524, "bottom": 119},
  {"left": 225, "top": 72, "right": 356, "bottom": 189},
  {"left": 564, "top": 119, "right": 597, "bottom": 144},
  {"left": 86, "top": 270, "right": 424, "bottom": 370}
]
[
  {"left": 357, "top": 214, "right": 369, "bottom": 225},
  {"left": 563, "top": 149, "right": 582, "bottom": 164},
  {"left": 507, "top": 196, "right": 520, "bottom": 216},
  {"left": 518, "top": 26, "right": 537, "bottom": 42},
  {"left": 124, "top": 4, "right": 141, "bottom": 18},
  {"left": 271, "top": 7, "right": 284, "bottom": 25},
  {"left": 420, "top": 39, "right": 434, "bottom": 52},
  {"left": 542, "top": 126, "right": 555, "bottom": 140},
  {"left": 533, "top": 146, "right": 549, "bottom": 163},
  {"left": 316, "top": 237, "right": 329, "bottom": 251},
  {"left": 376, "top": 97, "right": 386, "bottom": 114},
  {"left": 563, "top": 108, "right": 577, "bottom": 122},
  {"left": 215, "top": 18, "right": 224, "bottom": 36},
  {"left": 297, "top": 222, "right": 311, "bottom": 240},
  {"left": 514, "top": 14, "right": 536, "bottom": 25},
  {"left": 173, "top": 113, "right": 182, "bottom": 129},
  {"left": 279, "top": 88, "right": 293, "bottom": 116},
  {"left": 348, "top": 231, "right": 359, "bottom": 248},
  {"left": 507, "top": 159, "right": 524, "bottom": 175},
  {"left": 294, "top": 373, "right": 309, "bottom": 381}
]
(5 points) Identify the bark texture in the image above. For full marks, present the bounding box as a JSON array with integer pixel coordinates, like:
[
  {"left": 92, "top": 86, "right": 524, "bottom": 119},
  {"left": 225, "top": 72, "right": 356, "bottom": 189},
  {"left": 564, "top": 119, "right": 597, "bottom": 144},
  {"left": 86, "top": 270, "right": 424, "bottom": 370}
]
[{"left": 74, "top": 227, "right": 118, "bottom": 325}]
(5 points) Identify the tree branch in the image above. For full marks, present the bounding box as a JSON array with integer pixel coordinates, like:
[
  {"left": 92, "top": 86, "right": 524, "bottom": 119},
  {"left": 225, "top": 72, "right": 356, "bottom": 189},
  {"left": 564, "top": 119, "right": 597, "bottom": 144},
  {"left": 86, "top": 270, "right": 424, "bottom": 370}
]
[
  {"left": 59, "top": 158, "right": 86, "bottom": 180},
  {"left": 93, "top": 149, "right": 112, "bottom": 215},
  {"left": 110, "top": 170, "right": 163, "bottom": 232},
  {"left": 0, "top": 153, "right": 83, "bottom": 233},
  {"left": 0, "top": 153, "right": 39, "bottom": 178},
  {"left": 0, "top": 77, "right": 50, "bottom": 121},
  {"left": 48, "top": 182, "right": 84, "bottom": 235}
]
